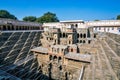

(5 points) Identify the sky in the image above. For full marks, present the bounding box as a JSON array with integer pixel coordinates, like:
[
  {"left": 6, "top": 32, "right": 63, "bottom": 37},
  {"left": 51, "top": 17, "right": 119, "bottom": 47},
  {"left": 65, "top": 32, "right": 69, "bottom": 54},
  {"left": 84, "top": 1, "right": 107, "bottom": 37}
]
[{"left": 0, "top": 0, "right": 120, "bottom": 21}]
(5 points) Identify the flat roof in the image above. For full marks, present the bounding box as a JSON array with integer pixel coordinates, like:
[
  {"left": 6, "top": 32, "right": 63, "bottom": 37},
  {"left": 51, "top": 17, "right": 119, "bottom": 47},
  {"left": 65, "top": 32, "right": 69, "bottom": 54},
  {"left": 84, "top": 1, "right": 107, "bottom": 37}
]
[
  {"left": 0, "top": 18, "right": 42, "bottom": 27},
  {"left": 51, "top": 45, "right": 68, "bottom": 49},
  {"left": 60, "top": 20, "right": 84, "bottom": 23},
  {"left": 65, "top": 52, "right": 91, "bottom": 62},
  {"left": 31, "top": 47, "right": 48, "bottom": 54}
]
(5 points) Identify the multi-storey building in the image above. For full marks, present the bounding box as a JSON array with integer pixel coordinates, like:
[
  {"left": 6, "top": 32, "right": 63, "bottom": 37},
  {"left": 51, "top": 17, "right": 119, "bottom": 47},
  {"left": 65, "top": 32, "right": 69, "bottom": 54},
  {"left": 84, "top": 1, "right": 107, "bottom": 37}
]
[
  {"left": 43, "top": 20, "right": 120, "bottom": 34},
  {"left": 0, "top": 18, "right": 42, "bottom": 31},
  {"left": 31, "top": 21, "right": 95, "bottom": 80},
  {"left": 0, "top": 18, "right": 120, "bottom": 80}
]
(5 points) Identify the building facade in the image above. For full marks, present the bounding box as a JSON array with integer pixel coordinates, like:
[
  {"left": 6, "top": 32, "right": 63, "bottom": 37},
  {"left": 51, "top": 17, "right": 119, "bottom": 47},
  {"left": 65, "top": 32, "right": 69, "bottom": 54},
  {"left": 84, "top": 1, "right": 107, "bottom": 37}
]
[
  {"left": 43, "top": 20, "right": 120, "bottom": 34},
  {"left": 31, "top": 21, "right": 95, "bottom": 80},
  {"left": 0, "top": 18, "right": 42, "bottom": 31}
]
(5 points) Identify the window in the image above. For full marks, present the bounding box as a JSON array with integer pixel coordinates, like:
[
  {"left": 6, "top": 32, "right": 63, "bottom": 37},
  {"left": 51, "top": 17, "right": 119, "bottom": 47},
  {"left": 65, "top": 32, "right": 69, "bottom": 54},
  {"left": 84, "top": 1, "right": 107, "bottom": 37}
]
[
  {"left": 77, "top": 34, "right": 79, "bottom": 38},
  {"left": 11, "top": 26, "right": 14, "bottom": 30},
  {"left": 94, "top": 34, "right": 96, "bottom": 38},
  {"left": 117, "top": 27, "right": 120, "bottom": 32},
  {"left": 117, "top": 27, "right": 119, "bottom": 30},
  {"left": 75, "top": 24, "right": 78, "bottom": 28},
  {"left": 52, "top": 48, "right": 54, "bottom": 52},
  {"left": 88, "top": 40, "right": 91, "bottom": 44},
  {"left": 50, "top": 55, "right": 52, "bottom": 60},
  {"left": 80, "top": 40, "right": 82, "bottom": 43},
  {"left": 83, "top": 40, "right": 85, "bottom": 43},
  {"left": 53, "top": 56, "right": 57, "bottom": 60},
  {"left": 95, "top": 27, "right": 97, "bottom": 30},
  {"left": 62, "top": 49, "right": 64, "bottom": 52},
  {"left": 112, "top": 27, "right": 114, "bottom": 30},
  {"left": 58, "top": 57, "right": 62, "bottom": 61},
  {"left": 77, "top": 40, "right": 79, "bottom": 43},
  {"left": 83, "top": 34, "right": 86, "bottom": 38},
  {"left": 108, "top": 28, "right": 109, "bottom": 31},
  {"left": 71, "top": 48, "right": 73, "bottom": 52},
  {"left": 80, "top": 34, "right": 82, "bottom": 38},
  {"left": 7, "top": 26, "right": 11, "bottom": 30},
  {"left": 104, "top": 28, "right": 106, "bottom": 32},
  {"left": 99, "top": 27, "right": 101, "bottom": 30},
  {"left": 71, "top": 24, "right": 74, "bottom": 28},
  {"left": 59, "top": 33, "right": 62, "bottom": 37},
  {"left": 59, "top": 65, "right": 62, "bottom": 70},
  {"left": 63, "top": 33, "right": 65, "bottom": 38},
  {"left": 55, "top": 40, "right": 56, "bottom": 44},
  {"left": 69, "top": 41, "right": 71, "bottom": 44},
  {"left": 0, "top": 26, "right": 1, "bottom": 30}
]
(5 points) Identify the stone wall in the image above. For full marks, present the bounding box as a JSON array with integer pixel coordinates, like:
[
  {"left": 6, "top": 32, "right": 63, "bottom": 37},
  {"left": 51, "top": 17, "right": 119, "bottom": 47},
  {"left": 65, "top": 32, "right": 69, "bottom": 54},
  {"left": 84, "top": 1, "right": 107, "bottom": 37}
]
[
  {"left": 106, "top": 33, "right": 120, "bottom": 43},
  {"left": 105, "top": 33, "right": 120, "bottom": 56}
]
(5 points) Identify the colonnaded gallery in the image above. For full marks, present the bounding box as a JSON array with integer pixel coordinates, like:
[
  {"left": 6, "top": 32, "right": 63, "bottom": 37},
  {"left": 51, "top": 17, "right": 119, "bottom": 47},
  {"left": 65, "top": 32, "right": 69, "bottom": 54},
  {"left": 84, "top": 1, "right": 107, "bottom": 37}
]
[{"left": 0, "top": 18, "right": 120, "bottom": 80}]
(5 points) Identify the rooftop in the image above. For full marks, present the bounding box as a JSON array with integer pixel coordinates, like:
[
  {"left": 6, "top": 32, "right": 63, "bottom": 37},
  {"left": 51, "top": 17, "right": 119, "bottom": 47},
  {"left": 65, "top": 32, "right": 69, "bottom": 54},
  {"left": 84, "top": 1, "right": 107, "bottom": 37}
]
[
  {"left": 65, "top": 52, "right": 91, "bottom": 63},
  {"left": 0, "top": 18, "right": 41, "bottom": 27},
  {"left": 51, "top": 45, "right": 68, "bottom": 49},
  {"left": 31, "top": 47, "right": 48, "bottom": 54},
  {"left": 60, "top": 20, "right": 84, "bottom": 23}
]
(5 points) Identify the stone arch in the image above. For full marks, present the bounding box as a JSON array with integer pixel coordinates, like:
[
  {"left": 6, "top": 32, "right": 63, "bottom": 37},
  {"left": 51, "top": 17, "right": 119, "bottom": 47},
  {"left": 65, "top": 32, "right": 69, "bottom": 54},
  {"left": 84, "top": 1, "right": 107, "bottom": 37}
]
[
  {"left": 7, "top": 25, "right": 11, "bottom": 30},
  {"left": 71, "top": 48, "right": 73, "bottom": 52},
  {"left": 71, "top": 24, "right": 74, "bottom": 28},
  {"left": 19, "top": 26, "right": 22, "bottom": 30},
  {"left": 53, "top": 56, "right": 57, "bottom": 60},
  {"left": 65, "top": 72, "right": 68, "bottom": 80},
  {"left": 59, "top": 65, "right": 62, "bottom": 70},
  {"left": 58, "top": 57, "right": 62, "bottom": 61},
  {"left": 69, "top": 41, "right": 71, "bottom": 44},
  {"left": 61, "top": 49, "right": 64, "bottom": 52},
  {"left": 16, "top": 26, "right": 18, "bottom": 30},
  {"left": 0, "top": 26, "right": 2, "bottom": 30},
  {"left": 75, "top": 24, "right": 78, "bottom": 28},
  {"left": 63, "top": 33, "right": 65, "bottom": 38},
  {"left": 87, "top": 29, "right": 90, "bottom": 38},
  {"left": 3, "top": 25, "right": 6, "bottom": 30},
  {"left": 77, "top": 40, "right": 79, "bottom": 43},
  {"left": 80, "top": 40, "right": 82, "bottom": 43},
  {"left": 94, "top": 34, "right": 96, "bottom": 38},
  {"left": 88, "top": 40, "right": 91, "bottom": 44},
  {"left": 11, "top": 25, "right": 14, "bottom": 30},
  {"left": 83, "top": 34, "right": 86, "bottom": 38},
  {"left": 49, "top": 55, "right": 53, "bottom": 60},
  {"left": 77, "top": 33, "right": 79, "bottom": 38},
  {"left": 83, "top": 40, "right": 85, "bottom": 43},
  {"left": 80, "top": 34, "right": 82, "bottom": 38},
  {"left": 55, "top": 40, "right": 56, "bottom": 44},
  {"left": 59, "top": 33, "right": 62, "bottom": 37}
]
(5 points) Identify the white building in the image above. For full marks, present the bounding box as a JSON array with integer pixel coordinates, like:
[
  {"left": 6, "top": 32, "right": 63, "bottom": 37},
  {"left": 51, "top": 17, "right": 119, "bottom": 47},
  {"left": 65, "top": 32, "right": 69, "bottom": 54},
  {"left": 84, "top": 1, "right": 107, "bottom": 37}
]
[
  {"left": 43, "top": 20, "right": 120, "bottom": 34},
  {"left": 86, "top": 20, "right": 120, "bottom": 34}
]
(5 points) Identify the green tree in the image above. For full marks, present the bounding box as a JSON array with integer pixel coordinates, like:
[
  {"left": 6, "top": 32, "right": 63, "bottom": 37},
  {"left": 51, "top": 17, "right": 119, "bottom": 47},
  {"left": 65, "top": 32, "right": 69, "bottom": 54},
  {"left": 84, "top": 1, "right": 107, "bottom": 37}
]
[
  {"left": 117, "top": 15, "right": 120, "bottom": 20},
  {"left": 0, "top": 10, "right": 17, "bottom": 20},
  {"left": 36, "top": 12, "right": 59, "bottom": 23},
  {"left": 23, "top": 16, "right": 37, "bottom": 22},
  {"left": 94, "top": 19, "right": 99, "bottom": 21}
]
